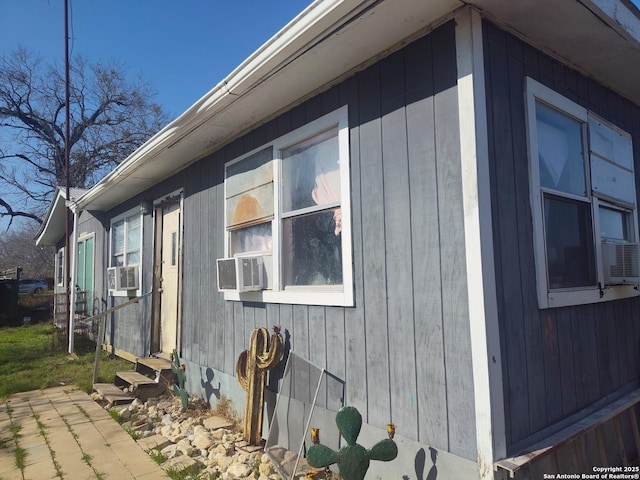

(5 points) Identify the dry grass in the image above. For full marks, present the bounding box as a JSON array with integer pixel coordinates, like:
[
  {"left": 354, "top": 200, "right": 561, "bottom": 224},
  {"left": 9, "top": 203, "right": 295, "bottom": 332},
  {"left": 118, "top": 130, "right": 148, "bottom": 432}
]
[{"left": 212, "top": 395, "right": 241, "bottom": 431}]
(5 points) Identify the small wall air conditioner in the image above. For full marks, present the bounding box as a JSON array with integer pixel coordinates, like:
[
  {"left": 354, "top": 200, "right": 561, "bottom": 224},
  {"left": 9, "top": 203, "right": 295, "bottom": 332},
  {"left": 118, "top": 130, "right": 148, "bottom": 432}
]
[
  {"left": 601, "top": 241, "right": 640, "bottom": 285},
  {"left": 107, "top": 266, "right": 140, "bottom": 291},
  {"left": 216, "top": 256, "right": 264, "bottom": 293}
]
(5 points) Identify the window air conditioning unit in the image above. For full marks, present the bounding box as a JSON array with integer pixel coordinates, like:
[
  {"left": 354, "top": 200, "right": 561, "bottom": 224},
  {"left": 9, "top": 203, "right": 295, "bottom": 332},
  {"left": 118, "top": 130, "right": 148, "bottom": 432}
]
[
  {"left": 107, "top": 266, "right": 140, "bottom": 291},
  {"left": 601, "top": 241, "right": 640, "bottom": 285},
  {"left": 216, "top": 256, "right": 264, "bottom": 293}
]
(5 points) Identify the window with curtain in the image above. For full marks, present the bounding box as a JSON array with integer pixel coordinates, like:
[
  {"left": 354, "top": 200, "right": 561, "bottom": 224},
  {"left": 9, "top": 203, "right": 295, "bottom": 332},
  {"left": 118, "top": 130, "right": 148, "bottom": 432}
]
[
  {"left": 111, "top": 214, "right": 141, "bottom": 268},
  {"left": 108, "top": 210, "right": 142, "bottom": 297},
  {"left": 223, "top": 106, "right": 353, "bottom": 306}
]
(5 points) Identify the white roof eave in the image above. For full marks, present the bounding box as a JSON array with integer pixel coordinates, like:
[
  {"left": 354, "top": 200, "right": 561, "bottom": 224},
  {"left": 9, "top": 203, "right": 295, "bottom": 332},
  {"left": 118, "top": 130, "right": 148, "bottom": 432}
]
[{"left": 73, "top": 0, "right": 640, "bottom": 214}]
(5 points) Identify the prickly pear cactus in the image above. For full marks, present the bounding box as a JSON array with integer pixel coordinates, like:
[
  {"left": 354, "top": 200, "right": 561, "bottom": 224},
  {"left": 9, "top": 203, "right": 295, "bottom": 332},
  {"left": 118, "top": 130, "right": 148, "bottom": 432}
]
[
  {"left": 236, "top": 326, "right": 283, "bottom": 445},
  {"left": 307, "top": 406, "right": 398, "bottom": 480},
  {"left": 171, "top": 348, "right": 189, "bottom": 411}
]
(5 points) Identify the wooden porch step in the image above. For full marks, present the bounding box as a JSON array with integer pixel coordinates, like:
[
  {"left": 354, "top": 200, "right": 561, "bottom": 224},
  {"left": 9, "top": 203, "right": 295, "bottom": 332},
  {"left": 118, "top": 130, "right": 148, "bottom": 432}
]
[
  {"left": 136, "top": 356, "right": 176, "bottom": 387},
  {"left": 136, "top": 357, "right": 172, "bottom": 376},
  {"left": 115, "top": 370, "right": 158, "bottom": 388},
  {"left": 114, "top": 370, "right": 166, "bottom": 401},
  {"left": 137, "top": 356, "right": 171, "bottom": 371},
  {"left": 93, "top": 383, "right": 135, "bottom": 405}
]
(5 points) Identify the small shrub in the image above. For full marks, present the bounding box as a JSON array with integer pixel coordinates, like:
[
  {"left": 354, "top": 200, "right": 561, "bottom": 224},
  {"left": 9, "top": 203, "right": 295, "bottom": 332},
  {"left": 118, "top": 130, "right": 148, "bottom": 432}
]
[
  {"left": 108, "top": 408, "right": 122, "bottom": 423},
  {"left": 123, "top": 425, "right": 142, "bottom": 440},
  {"left": 165, "top": 466, "right": 193, "bottom": 480},
  {"left": 149, "top": 449, "right": 166, "bottom": 465}
]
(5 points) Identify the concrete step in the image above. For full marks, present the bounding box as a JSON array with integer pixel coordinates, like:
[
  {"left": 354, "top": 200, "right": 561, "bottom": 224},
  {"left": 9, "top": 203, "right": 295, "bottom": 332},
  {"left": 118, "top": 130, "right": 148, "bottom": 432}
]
[{"left": 93, "top": 383, "right": 135, "bottom": 405}]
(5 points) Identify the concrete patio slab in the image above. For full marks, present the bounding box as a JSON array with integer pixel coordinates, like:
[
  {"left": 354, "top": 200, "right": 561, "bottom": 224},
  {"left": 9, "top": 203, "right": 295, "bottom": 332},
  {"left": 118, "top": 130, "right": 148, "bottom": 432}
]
[{"left": 0, "top": 387, "right": 171, "bottom": 480}]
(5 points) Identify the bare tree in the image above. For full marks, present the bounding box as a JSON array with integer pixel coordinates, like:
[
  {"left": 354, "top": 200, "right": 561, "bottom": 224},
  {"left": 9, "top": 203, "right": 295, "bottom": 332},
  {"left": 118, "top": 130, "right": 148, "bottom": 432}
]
[
  {"left": 0, "top": 47, "right": 169, "bottom": 227},
  {"left": 0, "top": 223, "right": 55, "bottom": 278}
]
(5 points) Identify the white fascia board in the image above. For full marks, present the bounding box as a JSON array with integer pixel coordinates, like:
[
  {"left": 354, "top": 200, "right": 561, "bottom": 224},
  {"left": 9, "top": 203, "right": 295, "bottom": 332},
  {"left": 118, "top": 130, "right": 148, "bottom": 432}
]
[
  {"left": 455, "top": 6, "right": 506, "bottom": 474},
  {"left": 77, "top": 0, "right": 367, "bottom": 212},
  {"left": 36, "top": 189, "right": 66, "bottom": 246},
  {"left": 588, "top": 0, "right": 640, "bottom": 43}
]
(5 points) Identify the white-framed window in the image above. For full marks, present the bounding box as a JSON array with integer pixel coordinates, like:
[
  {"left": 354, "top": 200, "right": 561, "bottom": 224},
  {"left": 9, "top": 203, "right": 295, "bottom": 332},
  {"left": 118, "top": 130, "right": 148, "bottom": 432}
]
[
  {"left": 222, "top": 106, "right": 353, "bottom": 306},
  {"left": 108, "top": 209, "right": 142, "bottom": 296},
  {"left": 526, "top": 77, "right": 640, "bottom": 308},
  {"left": 56, "top": 248, "right": 64, "bottom": 287}
]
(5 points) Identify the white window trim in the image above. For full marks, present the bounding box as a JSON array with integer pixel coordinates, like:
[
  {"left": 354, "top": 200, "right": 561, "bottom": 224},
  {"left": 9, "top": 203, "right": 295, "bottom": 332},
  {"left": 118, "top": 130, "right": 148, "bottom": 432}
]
[
  {"left": 56, "top": 248, "right": 65, "bottom": 287},
  {"left": 108, "top": 208, "right": 143, "bottom": 297},
  {"left": 223, "top": 106, "right": 353, "bottom": 306},
  {"left": 526, "top": 77, "right": 640, "bottom": 308}
]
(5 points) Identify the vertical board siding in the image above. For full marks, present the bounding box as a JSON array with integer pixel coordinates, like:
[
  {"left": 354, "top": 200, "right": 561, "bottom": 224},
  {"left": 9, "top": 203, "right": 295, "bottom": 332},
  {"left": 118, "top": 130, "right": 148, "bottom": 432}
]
[
  {"left": 405, "top": 34, "right": 450, "bottom": 451},
  {"left": 357, "top": 60, "right": 392, "bottom": 428},
  {"left": 380, "top": 48, "right": 419, "bottom": 441},
  {"left": 103, "top": 21, "right": 474, "bottom": 459},
  {"left": 484, "top": 20, "right": 640, "bottom": 451},
  {"left": 340, "top": 74, "right": 369, "bottom": 418},
  {"left": 218, "top": 21, "right": 470, "bottom": 456}
]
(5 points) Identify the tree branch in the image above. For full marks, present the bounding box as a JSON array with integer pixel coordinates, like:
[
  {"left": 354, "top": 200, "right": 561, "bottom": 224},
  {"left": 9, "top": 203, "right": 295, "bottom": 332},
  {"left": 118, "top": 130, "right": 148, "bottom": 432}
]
[{"left": 0, "top": 198, "right": 43, "bottom": 228}]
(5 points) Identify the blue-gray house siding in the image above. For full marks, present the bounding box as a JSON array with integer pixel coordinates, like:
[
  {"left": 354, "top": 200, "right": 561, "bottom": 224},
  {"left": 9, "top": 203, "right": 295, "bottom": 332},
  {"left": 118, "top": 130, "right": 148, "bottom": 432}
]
[
  {"left": 101, "top": 20, "right": 478, "bottom": 462},
  {"left": 484, "top": 20, "right": 640, "bottom": 453},
  {"left": 74, "top": 15, "right": 640, "bottom": 470}
]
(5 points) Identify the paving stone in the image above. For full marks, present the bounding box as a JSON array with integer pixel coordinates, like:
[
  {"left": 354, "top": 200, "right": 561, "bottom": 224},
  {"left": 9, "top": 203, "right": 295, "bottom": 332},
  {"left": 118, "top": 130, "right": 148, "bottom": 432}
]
[
  {"left": 23, "top": 442, "right": 52, "bottom": 466},
  {"left": 62, "top": 412, "right": 91, "bottom": 426},
  {"left": 235, "top": 440, "right": 265, "bottom": 453},
  {"left": 19, "top": 433, "right": 47, "bottom": 449},
  {"left": 93, "top": 417, "right": 130, "bottom": 440},
  {"left": 203, "top": 415, "right": 234, "bottom": 431},
  {"left": 137, "top": 434, "right": 172, "bottom": 452},
  {"left": 0, "top": 445, "right": 18, "bottom": 472},
  {"left": 162, "top": 454, "right": 200, "bottom": 473},
  {"left": 93, "top": 383, "right": 135, "bottom": 405},
  {"left": 110, "top": 439, "right": 168, "bottom": 476},
  {"left": 0, "top": 465, "right": 22, "bottom": 480},
  {"left": 23, "top": 459, "right": 63, "bottom": 480},
  {"left": 5, "top": 388, "right": 175, "bottom": 480},
  {"left": 52, "top": 454, "right": 96, "bottom": 480},
  {"left": 83, "top": 450, "right": 136, "bottom": 480}
]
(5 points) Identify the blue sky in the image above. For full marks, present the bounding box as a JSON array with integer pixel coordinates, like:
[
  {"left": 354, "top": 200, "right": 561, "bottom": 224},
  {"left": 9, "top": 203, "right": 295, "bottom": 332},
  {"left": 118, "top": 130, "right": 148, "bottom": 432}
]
[
  {"left": 0, "top": 0, "right": 311, "bottom": 231},
  {"left": 1, "top": 0, "right": 312, "bottom": 119},
  {"left": 2, "top": 0, "right": 640, "bottom": 232}
]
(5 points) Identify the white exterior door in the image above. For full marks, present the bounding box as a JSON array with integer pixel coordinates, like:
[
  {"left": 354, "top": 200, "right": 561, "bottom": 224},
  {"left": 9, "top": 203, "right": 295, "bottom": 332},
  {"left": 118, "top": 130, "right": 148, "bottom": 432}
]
[{"left": 159, "top": 202, "right": 181, "bottom": 355}]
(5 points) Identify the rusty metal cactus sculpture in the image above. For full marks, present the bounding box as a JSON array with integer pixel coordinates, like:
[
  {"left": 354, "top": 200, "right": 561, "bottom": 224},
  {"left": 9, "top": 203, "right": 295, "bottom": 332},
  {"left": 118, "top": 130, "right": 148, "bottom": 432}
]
[
  {"left": 307, "top": 406, "right": 398, "bottom": 480},
  {"left": 236, "top": 326, "right": 284, "bottom": 445}
]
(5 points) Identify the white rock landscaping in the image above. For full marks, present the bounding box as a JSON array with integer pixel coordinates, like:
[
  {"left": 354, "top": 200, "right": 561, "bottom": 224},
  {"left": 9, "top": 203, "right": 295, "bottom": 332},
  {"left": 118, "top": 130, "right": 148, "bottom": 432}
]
[{"left": 91, "top": 392, "right": 284, "bottom": 479}]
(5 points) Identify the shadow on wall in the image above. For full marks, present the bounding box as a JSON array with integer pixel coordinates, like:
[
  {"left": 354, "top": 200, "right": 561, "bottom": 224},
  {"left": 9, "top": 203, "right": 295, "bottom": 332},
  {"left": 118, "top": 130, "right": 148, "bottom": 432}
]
[
  {"left": 403, "top": 447, "right": 438, "bottom": 480},
  {"left": 201, "top": 367, "right": 221, "bottom": 405}
]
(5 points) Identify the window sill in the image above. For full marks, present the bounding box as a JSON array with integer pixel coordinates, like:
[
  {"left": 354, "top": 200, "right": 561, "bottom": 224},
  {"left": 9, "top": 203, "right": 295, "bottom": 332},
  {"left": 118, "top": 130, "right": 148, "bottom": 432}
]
[
  {"left": 543, "top": 284, "right": 639, "bottom": 309},
  {"left": 222, "top": 288, "right": 354, "bottom": 307}
]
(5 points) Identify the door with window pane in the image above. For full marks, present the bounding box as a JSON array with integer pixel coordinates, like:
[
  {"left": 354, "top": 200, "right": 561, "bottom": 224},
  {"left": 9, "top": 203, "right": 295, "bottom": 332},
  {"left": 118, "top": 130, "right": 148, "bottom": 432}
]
[{"left": 159, "top": 202, "right": 181, "bottom": 355}]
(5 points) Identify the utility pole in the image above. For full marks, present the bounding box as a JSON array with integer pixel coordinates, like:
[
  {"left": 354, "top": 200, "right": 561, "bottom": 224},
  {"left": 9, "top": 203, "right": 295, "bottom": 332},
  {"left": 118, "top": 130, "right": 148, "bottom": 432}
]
[{"left": 64, "top": 0, "right": 72, "bottom": 352}]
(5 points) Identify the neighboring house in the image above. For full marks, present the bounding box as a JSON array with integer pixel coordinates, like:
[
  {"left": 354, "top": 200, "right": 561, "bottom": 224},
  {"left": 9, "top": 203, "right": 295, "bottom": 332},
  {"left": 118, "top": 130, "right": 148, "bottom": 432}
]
[{"left": 37, "top": 0, "right": 640, "bottom": 478}]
